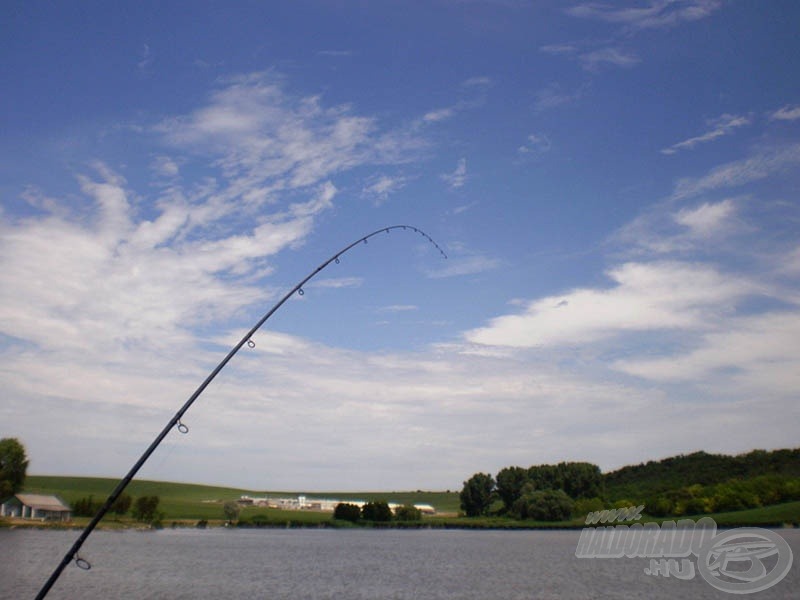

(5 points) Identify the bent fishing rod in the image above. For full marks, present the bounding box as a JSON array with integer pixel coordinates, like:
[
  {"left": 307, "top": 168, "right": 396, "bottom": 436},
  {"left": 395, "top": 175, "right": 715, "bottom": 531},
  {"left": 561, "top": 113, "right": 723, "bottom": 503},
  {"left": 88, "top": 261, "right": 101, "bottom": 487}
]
[{"left": 36, "top": 225, "right": 446, "bottom": 599}]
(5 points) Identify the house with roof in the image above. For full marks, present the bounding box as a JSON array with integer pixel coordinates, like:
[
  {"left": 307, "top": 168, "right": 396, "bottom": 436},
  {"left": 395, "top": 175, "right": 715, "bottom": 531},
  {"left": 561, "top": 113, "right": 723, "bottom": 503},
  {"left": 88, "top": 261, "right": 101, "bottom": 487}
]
[{"left": 1, "top": 493, "right": 72, "bottom": 522}]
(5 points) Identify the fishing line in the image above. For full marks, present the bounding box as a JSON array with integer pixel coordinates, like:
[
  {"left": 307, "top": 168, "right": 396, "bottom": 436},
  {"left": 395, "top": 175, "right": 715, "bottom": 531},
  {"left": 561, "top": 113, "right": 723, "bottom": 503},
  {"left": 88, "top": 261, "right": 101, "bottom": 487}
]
[{"left": 36, "top": 224, "right": 446, "bottom": 599}]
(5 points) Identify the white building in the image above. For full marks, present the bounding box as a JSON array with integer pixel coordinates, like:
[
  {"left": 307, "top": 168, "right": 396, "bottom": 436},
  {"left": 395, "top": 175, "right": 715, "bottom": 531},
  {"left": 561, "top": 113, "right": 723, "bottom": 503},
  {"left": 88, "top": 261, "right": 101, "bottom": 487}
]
[
  {"left": 1, "top": 494, "right": 72, "bottom": 522},
  {"left": 236, "top": 495, "right": 435, "bottom": 515}
]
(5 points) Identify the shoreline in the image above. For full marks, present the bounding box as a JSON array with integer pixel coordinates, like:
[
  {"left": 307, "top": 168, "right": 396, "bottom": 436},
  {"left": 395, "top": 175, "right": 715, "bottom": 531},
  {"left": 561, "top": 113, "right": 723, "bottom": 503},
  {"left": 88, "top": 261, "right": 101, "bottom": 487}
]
[{"left": 3, "top": 516, "right": 798, "bottom": 532}]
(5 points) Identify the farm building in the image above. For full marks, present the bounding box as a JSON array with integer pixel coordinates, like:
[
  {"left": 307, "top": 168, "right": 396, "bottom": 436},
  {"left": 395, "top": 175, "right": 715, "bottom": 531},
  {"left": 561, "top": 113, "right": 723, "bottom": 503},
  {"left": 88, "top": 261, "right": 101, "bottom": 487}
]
[{"left": 0, "top": 494, "right": 72, "bottom": 522}]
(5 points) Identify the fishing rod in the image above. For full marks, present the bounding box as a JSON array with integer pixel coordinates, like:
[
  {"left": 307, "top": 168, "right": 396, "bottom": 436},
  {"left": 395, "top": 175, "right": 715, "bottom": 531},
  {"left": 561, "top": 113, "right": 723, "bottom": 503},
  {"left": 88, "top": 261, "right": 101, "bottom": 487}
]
[{"left": 36, "top": 225, "right": 446, "bottom": 599}]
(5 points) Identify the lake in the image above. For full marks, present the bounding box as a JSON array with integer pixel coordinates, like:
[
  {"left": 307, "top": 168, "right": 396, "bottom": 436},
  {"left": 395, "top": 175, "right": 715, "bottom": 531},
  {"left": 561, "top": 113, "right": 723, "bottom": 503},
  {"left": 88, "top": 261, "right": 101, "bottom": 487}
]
[{"left": 2, "top": 528, "right": 798, "bottom": 599}]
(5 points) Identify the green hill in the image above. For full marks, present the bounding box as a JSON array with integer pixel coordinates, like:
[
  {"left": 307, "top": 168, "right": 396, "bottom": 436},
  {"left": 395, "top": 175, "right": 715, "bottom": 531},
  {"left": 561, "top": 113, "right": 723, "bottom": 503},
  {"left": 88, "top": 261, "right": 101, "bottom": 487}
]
[
  {"left": 604, "top": 448, "right": 800, "bottom": 501},
  {"left": 21, "top": 476, "right": 460, "bottom": 520}
]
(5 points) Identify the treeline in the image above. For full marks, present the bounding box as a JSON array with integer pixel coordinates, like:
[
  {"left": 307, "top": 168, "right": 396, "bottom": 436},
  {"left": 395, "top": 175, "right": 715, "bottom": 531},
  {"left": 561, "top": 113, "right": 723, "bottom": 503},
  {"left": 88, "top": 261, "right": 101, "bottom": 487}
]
[
  {"left": 461, "top": 462, "right": 602, "bottom": 520},
  {"left": 332, "top": 501, "right": 422, "bottom": 525},
  {"left": 605, "top": 449, "right": 800, "bottom": 501},
  {"left": 72, "top": 493, "right": 163, "bottom": 525},
  {"left": 460, "top": 448, "right": 800, "bottom": 521}
]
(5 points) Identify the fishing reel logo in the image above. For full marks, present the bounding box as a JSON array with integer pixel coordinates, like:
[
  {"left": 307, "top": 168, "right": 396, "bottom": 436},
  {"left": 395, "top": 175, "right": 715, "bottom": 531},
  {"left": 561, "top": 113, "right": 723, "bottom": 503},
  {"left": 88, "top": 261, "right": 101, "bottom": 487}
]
[
  {"left": 575, "top": 506, "right": 793, "bottom": 594},
  {"left": 696, "top": 527, "right": 793, "bottom": 594}
]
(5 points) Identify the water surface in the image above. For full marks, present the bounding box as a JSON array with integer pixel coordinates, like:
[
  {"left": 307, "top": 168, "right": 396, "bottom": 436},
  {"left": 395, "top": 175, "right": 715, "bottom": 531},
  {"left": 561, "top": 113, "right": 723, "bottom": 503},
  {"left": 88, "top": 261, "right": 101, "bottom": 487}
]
[{"left": 2, "top": 528, "right": 797, "bottom": 599}]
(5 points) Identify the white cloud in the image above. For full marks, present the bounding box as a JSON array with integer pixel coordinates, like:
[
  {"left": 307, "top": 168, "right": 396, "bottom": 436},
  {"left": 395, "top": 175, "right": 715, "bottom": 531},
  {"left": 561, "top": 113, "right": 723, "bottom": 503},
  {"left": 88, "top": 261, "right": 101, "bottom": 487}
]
[
  {"left": 465, "top": 261, "right": 762, "bottom": 348},
  {"left": 661, "top": 114, "right": 751, "bottom": 155},
  {"left": 769, "top": 104, "right": 800, "bottom": 121},
  {"left": 615, "top": 312, "right": 800, "bottom": 395},
  {"left": 0, "top": 74, "right": 428, "bottom": 371},
  {"left": 0, "top": 168, "right": 325, "bottom": 363},
  {"left": 441, "top": 158, "right": 467, "bottom": 189},
  {"left": 673, "top": 199, "right": 737, "bottom": 237},
  {"left": 567, "top": 0, "right": 723, "bottom": 30}
]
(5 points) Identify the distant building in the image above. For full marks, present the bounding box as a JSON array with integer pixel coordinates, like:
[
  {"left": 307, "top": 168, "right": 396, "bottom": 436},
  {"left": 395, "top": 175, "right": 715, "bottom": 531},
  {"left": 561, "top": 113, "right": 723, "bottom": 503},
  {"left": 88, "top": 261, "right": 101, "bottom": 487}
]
[
  {"left": 413, "top": 504, "right": 436, "bottom": 515},
  {"left": 0, "top": 494, "right": 72, "bottom": 522},
  {"left": 235, "top": 494, "right": 435, "bottom": 515}
]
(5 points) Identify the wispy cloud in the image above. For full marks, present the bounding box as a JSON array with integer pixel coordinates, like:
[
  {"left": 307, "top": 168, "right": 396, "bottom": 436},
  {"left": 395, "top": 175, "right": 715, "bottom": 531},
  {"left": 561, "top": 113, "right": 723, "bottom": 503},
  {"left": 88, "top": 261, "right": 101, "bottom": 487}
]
[
  {"left": 422, "top": 107, "right": 456, "bottom": 123},
  {"left": 0, "top": 166, "right": 302, "bottom": 360},
  {"left": 614, "top": 312, "right": 800, "bottom": 396},
  {"left": 517, "top": 132, "right": 551, "bottom": 156},
  {"left": 309, "top": 276, "right": 363, "bottom": 289},
  {"left": 661, "top": 113, "right": 751, "bottom": 155},
  {"left": 137, "top": 43, "right": 154, "bottom": 73},
  {"left": 461, "top": 76, "right": 492, "bottom": 88},
  {"left": 614, "top": 198, "right": 744, "bottom": 255},
  {"left": 769, "top": 104, "right": 800, "bottom": 122},
  {"left": 579, "top": 47, "right": 640, "bottom": 71},
  {"left": 362, "top": 174, "right": 408, "bottom": 204},
  {"left": 452, "top": 201, "right": 478, "bottom": 215},
  {"left": 0, "top": 73, "right": 431, "bottom": 370},
  {"left": 380, "top": 304, "right": 419, "bottom": 312},
  {"left": 151, "top": 155, "right": 180, "bottom": 178},
  {"left": 540, "top": 43, "right": 580, "bottom": 56},
  {"left": 157, "top": 72, "right": 425, "bottom": 195},
  {"left": 540, "top": 39, "right": 639, "bottom": 72},
  {"left": 671, "top": 143, "right": 800, "bottom": 200},
  {"left": 566, "top": 0, "right": 723, "bottom": 30},
  {"left": 426, "top": 252, "right": 500, "bottom": 278},
  {"left": 317, "top": 50, "right": 353, "bottom": 57},
  {"left": 533, "top": 83, "right": 582, "bottom": 112},
  {"left": 441, "top": 158, "right": 467, "bottom": 189}
]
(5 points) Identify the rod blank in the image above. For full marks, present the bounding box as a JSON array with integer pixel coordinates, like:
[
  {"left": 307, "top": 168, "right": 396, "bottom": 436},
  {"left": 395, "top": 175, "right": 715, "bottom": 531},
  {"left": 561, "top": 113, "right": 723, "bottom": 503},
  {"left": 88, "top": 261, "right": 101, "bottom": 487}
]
[{"left": 35, "top": 225, "right": 445, "bottom": 599}]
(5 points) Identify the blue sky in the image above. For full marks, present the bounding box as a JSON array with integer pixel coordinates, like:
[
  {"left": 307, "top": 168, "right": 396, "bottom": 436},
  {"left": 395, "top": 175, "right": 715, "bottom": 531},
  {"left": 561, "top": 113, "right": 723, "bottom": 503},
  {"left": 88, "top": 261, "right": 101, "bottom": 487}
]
[{"left": 2, "top": 0, "right": 799, "bottom": 491}]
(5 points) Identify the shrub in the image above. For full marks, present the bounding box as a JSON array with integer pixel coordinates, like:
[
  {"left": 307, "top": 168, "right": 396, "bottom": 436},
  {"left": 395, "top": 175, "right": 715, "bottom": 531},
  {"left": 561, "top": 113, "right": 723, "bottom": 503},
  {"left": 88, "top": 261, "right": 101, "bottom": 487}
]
[
  {"left": 361, "top": 501, "right": 393, "bottom": 522},
  {"left": 512, "top": 489, "right": 574, "bottom": 521},
  {"left": 333, "top": 503, "right": 361, "bottom": 523},
  {"left": 394, "top": 505, "right": 422, "bottom": 522},
  {"left": 72, "top": 496, "right": 102, "bottom": 517}
]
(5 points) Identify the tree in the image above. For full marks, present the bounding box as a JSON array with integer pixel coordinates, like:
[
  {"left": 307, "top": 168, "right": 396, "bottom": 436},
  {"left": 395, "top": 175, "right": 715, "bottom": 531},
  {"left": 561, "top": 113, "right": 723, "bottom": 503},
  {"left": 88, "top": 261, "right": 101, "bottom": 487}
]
[
  {"left": 223, "top": 501, "right": 241, "bottom": 523},
  {"left": 496, "top": 466, "right": 529, "bottom": 512},
  {"left": 361, "top": 500, "right": 393, "bottom": 522},
  {"left": 525, "top": 461, "right": 603, "bottom": 499},
  {"left": 0, "top": 438, "right": 29, "bottom": 498},
  {"left": 333, "top": 503, "right": 361, "bottom": 523},
  {"left": 460, "top": 472, "right": 495, "bottom": 517},
  {"left": 132, "top": 495, "right": 160, "bottom": 523},
  {"left": 561, "top": 462, "right": 603, "bottom": 499},
  {"left": 111, "top": 493, "right": 132, "bottom": 517}
]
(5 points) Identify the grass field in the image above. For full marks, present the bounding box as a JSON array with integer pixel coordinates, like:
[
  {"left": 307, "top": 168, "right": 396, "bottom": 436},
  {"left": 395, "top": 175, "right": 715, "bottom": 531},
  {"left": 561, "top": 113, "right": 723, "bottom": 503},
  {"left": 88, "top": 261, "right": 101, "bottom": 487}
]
[
  {"left": 13, "top": 476, "right": 800, "bottom": 529},
  {"left": 20, "top": 476, "right": 461, "bottom": 522}
]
